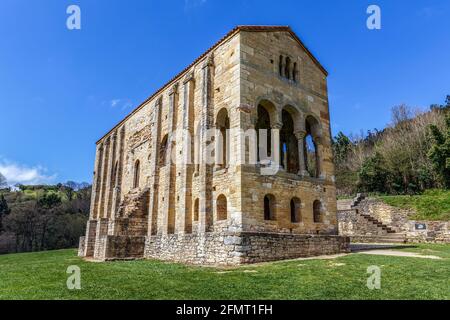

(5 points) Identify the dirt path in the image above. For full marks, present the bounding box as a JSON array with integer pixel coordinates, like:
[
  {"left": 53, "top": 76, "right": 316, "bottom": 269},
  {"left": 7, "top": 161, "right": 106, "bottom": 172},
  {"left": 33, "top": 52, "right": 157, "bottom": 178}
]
[{"left": 357, "top": 250, "right": 442, "bottom": 259}]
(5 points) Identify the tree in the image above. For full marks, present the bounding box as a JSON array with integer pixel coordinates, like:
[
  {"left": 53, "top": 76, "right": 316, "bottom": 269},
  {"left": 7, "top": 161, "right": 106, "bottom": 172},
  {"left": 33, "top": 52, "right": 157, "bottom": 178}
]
[
  {"left": 0, "top": 173, "right": 7, "bottom": 189},
  {"left": 333, "top": 132, "right": 352, "bottom": 166},
  {"left": 430, "top": 95, "right": 450, "bottom": 111},
  {"left": 60, "top": 184, "right": 75, "bottom": 201},
  {"left": 358, "top": 153, "right": 390, "bottom": 193},
  {"left": 428, "top": 113, "right": 450, "bottom": 188},
  {"left": 37, "top": 193, "right": 62, "bottom": 209},
  {"left": 0, "top": 193, "right": 10, "bottom": 231}
]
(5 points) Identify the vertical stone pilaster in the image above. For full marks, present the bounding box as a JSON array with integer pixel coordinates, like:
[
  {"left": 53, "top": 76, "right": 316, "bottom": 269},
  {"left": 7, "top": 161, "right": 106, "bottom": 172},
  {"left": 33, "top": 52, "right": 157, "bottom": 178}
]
[
  {"left": 164, "top": 83, "right": 178, "bottom": 234},
  {"left": 198, "top": 55, "right": 214, "bottom": 233},
  {"left": 83, "top": 219, "right": 98, "bottom": 257},
  {"left": 106, "top": 133, "right": 117, "bottom": 219},
  {"left": 90, "top": 144, "right": 104, "bottom": 220},
  {"left": 176, "top": 72, "right": 195, "bottom": 233},
  {"left": 148, "top": 97, "right": 162, "bottom": 236},
  {"left": 111, "top": 125, "right": 126, "bottom": 219},
  {"left": 98, "top": 137, "right": 110, "bottom": 219}
]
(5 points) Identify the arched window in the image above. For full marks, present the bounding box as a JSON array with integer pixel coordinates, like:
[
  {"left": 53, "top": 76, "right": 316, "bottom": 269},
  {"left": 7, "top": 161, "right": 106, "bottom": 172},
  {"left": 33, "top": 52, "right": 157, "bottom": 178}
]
[
  {"left": 290, "top": 197, "right": 301, "bottom": 223},
  {"left": 279, "top": 55, "right": 283, "bottom": 76},
  {"left": 159, "top": 135, "right": 168, "bottom": 167},
  {"left": 216, "top": 108, "right": 230, "bottom": 168},
  {"left": 216, "top": 194, "right": 227, "bottom": 220},
  {"left": 305, "top": 116, "right": 321, "bottom": 178},
  {"left": 133, "top": 160, "right": 140, "bottom": 188},
  {"left": 293, "top": 62, "right": 298, "bottom": 82},
  {"left": 285, "top": 57, "right": 291, "bottom": 80},
  {"left": 264, "top": 194, "right": 276, "bottom": 221},
  {"left": 256, "top": 104, "right": 272, "bottom": 162},
  {"left": 193, "top": 198, "right": 199, "bottom": 221},
  {"left": 313, "top": 200, "right": 322, "bottom": 223},
  {"left": 280, "top": 109, "right": 299, "bottom": 173}
]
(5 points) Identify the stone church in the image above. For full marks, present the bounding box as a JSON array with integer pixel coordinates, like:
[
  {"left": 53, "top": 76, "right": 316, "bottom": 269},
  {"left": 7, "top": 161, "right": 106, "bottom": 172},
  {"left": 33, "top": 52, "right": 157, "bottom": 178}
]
[{"left": 78, "top": 26, "right": 349, "bottom": 265}]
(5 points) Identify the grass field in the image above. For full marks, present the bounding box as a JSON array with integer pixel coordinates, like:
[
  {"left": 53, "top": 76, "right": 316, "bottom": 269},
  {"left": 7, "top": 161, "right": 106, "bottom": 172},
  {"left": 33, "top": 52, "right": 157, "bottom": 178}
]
[
  {"left": 0, "top": 244, "right": 449, "bottom": 300},
  {"left": 379, "top": 189, "right": 450, "bottom": 221}
]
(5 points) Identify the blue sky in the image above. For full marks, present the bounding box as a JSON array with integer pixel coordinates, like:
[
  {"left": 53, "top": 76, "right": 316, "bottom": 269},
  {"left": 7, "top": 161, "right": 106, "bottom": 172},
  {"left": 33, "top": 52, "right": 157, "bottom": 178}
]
[{"left": 0, "top": 0, "right": 449, "bottom": 185}]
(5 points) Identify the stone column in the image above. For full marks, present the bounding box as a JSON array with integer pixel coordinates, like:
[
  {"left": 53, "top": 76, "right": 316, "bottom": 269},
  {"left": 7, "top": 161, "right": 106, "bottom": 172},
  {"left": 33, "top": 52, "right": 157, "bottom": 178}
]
[
  {"left": 295, "top": 130, "right": 308, "bottom": 176},
  {"left": 270, "top": 122, "right": 283, "bottom": 173},
  {"left": 314, "top": 135, "right": 324, "bottom": 179}
]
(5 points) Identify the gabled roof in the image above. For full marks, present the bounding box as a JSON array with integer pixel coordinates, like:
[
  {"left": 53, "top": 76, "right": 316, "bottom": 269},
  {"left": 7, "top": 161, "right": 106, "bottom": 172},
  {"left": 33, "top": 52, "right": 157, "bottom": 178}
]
[{"left": 97, "top": 25, "right": 327, "bottom": 144}]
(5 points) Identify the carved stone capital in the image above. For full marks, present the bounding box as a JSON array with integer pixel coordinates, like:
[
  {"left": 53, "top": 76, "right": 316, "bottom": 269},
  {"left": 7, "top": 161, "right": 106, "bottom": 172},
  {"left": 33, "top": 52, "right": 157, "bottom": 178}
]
[
  {"left": 202, "top": 54, "right": 214, "bottom": 69},
  {"left": 183, "top": 71, "right": 195, "bottom": 84},
  {"left": 271, "top": 122, "right": 283, "bottom": 130},
  {"left": 155, "top": 96, "right": 163, "bottom": 107},
  {"left": 294, "top": 130, "right": 307, "bottom": 140},
  {"left": 168, "top": 82, "right": 179, "bottom": 96}
]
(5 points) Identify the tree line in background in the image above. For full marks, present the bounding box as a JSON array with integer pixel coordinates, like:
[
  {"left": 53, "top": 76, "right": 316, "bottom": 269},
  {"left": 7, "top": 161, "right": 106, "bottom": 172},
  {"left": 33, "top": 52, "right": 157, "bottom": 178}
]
[
  {"left": 0, "top": 181, "right": 91, "bottom": 254},
  {"left": 333, "top": 95, "right": 450, "bottom": 197}
]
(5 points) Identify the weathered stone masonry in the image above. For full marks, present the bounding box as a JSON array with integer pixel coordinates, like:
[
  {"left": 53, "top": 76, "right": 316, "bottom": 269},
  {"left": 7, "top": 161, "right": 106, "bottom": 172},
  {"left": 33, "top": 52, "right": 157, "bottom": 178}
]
[{"left": 78, "top": 26, "right": 350, "bottom": 265}]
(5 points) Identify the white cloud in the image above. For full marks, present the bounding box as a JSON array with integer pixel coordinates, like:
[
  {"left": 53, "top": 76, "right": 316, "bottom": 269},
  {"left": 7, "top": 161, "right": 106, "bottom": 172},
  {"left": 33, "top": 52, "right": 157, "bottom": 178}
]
[
  {"left": 0, "top": 159, "right": 56, "bottom": 186},
  {"left": 184, "top": 0, "right": 207, "bottom": 10},
  {"left": 110, "top": 99, "right": 121, "bottom": 107},
  {"left": 109, "top": 99, "right": 133, "bottom": 110}
]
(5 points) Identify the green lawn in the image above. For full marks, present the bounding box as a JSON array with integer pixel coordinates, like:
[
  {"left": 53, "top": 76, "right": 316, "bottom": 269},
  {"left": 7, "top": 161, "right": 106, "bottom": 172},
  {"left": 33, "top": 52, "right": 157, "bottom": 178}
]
[
  {"left": 0, "top": 244, "right": 449, "bottom": 300},
  {"left": 379, "top": 189, "right": 450, "bottom": 221}
]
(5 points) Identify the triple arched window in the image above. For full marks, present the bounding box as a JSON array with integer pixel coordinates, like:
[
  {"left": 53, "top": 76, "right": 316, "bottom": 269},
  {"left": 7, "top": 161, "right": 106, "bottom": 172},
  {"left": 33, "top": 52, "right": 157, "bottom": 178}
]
[{"left": 278, "top": 55, "right": 298, "bottom": 82}]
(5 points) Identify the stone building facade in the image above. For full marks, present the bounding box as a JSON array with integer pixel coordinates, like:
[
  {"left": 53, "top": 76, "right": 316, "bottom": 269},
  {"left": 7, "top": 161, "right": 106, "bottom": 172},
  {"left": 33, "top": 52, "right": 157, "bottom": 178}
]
[{"left": 78, "top": 26, "right": 349, "bottom": 265}]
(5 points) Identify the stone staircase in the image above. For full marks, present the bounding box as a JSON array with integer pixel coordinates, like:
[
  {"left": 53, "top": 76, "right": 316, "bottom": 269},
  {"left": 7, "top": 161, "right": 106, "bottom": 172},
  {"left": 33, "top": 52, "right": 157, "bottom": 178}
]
[{"left": 337, "top": 194, "right": 406, "bottom": 244}]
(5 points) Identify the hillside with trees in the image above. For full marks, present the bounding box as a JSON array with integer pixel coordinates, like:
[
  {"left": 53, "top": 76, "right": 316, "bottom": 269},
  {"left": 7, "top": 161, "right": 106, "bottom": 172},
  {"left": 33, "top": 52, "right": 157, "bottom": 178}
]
[
  {"left": 0, "top": 182, "right": 91, "bottom": 254},
  {"left": 333, "top": 95, "right": 450, "bottom": 197}
]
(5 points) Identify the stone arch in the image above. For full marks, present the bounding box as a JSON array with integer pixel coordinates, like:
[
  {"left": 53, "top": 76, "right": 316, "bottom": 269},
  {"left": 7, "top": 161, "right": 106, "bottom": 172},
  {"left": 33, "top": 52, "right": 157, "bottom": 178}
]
[
  {"left": 313, "top": 200, "right": 322, "bottom": 223},
  {"left": 264, "top": 194, "right": 276, "bottom": 221},
  {"left": 216, "top": 194, "right": 227, "bottom": 221},
  {"left": 133, "top": 160, "right": 140, "bottom": 189},
  {"left": 215, "top": 108, "right": 230, "bottom": 167},
  {"left": 280, "top": 108, "right": 300, "bottom": 173},
  {"left": 290, "top": 197, "right": 301, "bottom": 223},
  {"left": 193, "top": 198, "right": 199, "bottom": 221},
  {"left": 256, "top": 99, "right": 278, "bottom": 162},
  {"left": 305, "top": 115, "right": 322, "bottom": 178}
]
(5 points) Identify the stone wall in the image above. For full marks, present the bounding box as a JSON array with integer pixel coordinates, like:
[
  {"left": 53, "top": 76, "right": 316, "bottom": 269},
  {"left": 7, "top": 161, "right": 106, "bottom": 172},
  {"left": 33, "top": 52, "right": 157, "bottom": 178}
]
[
  {"left": 343, "top": 198, "right": 450, "bottom": 243},
  {"left": 337, "top": 209, "right": 389, "bottom": 237},
  {"left": 79, "top": 26, "right": 347, "bottom": 264},
  {"left": 144, "top": 232, "right": 349, "bottom": 266},
  {"left": 238, "top": 30, "right": 337, "bottom": 235}
]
